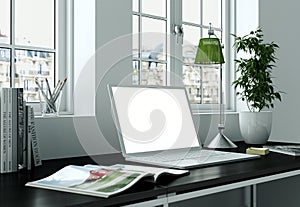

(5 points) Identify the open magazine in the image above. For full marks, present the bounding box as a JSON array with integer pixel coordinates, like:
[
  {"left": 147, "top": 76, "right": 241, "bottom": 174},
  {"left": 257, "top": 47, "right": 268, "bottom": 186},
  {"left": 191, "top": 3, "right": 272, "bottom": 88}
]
[
  {"left": 26, "top": 164, "right": 189, "bottom": 198},
  {"left": 264, "top": 145, "right": 300, "bottom": 156}
]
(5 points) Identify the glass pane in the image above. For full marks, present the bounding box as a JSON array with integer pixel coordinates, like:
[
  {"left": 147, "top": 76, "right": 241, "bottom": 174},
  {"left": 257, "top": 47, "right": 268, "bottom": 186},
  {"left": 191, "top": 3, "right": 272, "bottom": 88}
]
[
  {"left": 182, "top": 25, "right": 200, "bottom": 64},
  {"left": 203, "top": 0, "right": 221, "bottom": 28},
  {"left": 133, "top": 0, "right": 139, "bottom": 12},
  {"left": 15, "top": 0, "right": 55, "bottom": 48},
  {"left": 0, "top": 48, "right": 10, "bottom": 87},
  {"left": 182, "top": 0, "right": 200, "bottom": 24},
  {"left": 183, "top": 65, "right": 201, "bottom": 104},
  {"left": 202, "top": 66, "right": 219, "bottom": 104},
  {"left": 15, "top": 50, "right": 54, "bottom": 102},
  {"left": 141, "top": 17, "right": 166, "bottom": 61},
  {"left": 132, "top": 15, "right": 139, "bottom": 59},
  {"left": 142, "top": 0, "right": 166, "bottom": 17},
  {"left": 140, "top": 61, "right": 166, "bottom": 86},
  {"left": 0, "top": 0, "right": 10, "bottom": 44}
]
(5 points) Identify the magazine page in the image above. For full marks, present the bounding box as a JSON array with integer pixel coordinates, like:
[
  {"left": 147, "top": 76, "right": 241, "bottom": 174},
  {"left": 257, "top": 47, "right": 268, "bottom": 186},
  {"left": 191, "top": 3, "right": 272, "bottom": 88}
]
[
  {"left": 265, "top": 145, "right": 300, "bottom": 156},
  {"left": 26, "top": 165, "right": 151, "bottom": 198},
  {"left": 110, "top": 164, "right": 189, "bottom": 181},
  {"left": 85, "top": 164, "right": 189, "bottom": 181}
]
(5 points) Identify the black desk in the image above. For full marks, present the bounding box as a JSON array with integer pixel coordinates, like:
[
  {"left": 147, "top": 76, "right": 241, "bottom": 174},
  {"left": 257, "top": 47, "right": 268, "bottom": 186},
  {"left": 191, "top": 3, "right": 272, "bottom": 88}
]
[{"left": 1, "top": 143, "right": 300, "bottom": 207}]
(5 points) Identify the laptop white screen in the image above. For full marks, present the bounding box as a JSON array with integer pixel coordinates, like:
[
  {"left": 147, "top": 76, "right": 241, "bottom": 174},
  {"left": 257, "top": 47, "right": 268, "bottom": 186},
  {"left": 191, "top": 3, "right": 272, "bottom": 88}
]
[{"left": 111, "top": 86, "right": 200, "bottom": 154}]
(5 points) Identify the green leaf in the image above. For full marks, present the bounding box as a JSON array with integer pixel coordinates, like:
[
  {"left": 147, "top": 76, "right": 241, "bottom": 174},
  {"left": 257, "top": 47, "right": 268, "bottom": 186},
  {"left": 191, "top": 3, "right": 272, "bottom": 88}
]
[{"left": 232, "top": 28, "right": 283, "bottom": 111}]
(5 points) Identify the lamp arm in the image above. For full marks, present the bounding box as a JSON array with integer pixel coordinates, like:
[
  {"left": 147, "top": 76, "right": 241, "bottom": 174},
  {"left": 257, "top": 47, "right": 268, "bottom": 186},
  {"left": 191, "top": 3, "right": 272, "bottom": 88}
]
[{"left": 219, "top": 64, "right": 225, "bottom": 129}]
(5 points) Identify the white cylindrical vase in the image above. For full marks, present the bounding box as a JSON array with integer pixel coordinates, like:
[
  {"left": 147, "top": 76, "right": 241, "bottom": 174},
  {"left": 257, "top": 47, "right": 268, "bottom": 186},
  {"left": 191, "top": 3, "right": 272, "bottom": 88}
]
[{"left": 239, "top": 111, "right": 272, "bottom": 144}]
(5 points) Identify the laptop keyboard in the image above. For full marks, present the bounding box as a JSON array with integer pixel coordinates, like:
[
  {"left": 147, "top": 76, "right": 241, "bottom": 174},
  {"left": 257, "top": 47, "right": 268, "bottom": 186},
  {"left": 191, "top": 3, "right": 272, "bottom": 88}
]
[
  {"left": 127, "top": 149, "right": 259, "bottom": 169},
  {"left": 138, "top": 149, "right": 229, "bottom": 162}
]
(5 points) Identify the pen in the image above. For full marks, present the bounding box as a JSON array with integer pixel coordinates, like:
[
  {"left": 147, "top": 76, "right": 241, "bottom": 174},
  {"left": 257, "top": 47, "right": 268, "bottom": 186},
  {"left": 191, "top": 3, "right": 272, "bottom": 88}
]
[
  {"left": 52, "top": 80, "right": 61, "bottom": 100},
  {"left": 53, "top": 77, "right": 67, "bottom": 102},
  {"left": 35, "top": 78, "right": 57, "bottom": 112},
  {"left": 45, "top": 78, "right": 53, "bottom": 100}
]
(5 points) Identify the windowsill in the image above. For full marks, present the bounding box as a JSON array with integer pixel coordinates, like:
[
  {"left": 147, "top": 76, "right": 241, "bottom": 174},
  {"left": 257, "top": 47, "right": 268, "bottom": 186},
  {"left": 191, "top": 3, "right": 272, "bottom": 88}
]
[
  {"left": 192, "top": 110, "right": 238, "bottom": 115},
  {"left": 35, "top": 111, "right": 239, "bottom": 119},
  {"left": 35, "top": 114, "right": 95, "bottom": 119}
]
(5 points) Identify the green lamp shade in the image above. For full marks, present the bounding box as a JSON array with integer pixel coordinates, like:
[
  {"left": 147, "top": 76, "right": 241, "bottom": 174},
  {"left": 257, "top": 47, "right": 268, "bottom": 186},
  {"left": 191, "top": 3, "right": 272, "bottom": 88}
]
[{"left": 194, "top": 38, "right": 225, "bottom": 64}]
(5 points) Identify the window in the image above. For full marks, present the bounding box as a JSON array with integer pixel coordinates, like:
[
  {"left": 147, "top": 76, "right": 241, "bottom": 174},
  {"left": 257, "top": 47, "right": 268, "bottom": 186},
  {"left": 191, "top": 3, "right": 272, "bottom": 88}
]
[
  {"left": 0, "top": 0, "right": 55, "bottom": 103},
  {"left": 132, "top": 0, "right": 168, "bottom": 86},
  {"left": 0, "top": 0, "right": 70, "bottom": 113},
  {"left": 132, "top": 0, "right": 231, "bottom": 110}
]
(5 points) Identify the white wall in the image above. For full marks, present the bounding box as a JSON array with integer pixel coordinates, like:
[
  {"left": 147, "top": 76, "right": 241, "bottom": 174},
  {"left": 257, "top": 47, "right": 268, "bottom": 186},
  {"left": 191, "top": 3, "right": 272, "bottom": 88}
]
[
  {"left": 94, "top": 0, "right": 132, "bottom": 152},
  {"left": 35, "top": 0, "right": 132, "bottom": 160},
  {"left": 259, "top": 0, "right": 300, "bottom": 143}
]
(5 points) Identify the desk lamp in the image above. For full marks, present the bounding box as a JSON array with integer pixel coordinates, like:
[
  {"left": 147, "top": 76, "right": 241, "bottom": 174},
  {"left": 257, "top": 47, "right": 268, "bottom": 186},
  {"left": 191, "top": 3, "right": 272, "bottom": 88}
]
[{"left": 194, "top": 24, "right": 237, "bottom": 149}]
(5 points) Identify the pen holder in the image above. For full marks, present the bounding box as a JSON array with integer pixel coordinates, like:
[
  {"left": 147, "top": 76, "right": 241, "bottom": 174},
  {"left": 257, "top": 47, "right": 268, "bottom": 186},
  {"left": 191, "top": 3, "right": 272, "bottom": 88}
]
[{"left": 39, "top": 90, "right": 62, "bottom": 117}]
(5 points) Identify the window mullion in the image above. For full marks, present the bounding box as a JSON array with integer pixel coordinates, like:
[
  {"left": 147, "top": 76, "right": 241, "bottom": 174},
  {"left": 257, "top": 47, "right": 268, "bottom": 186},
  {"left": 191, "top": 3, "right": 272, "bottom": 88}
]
[
  {"left": 138, "top": 0, "right": 142, "bottom": 85},
  {"left": 13, "top": 45, "right": 56, "bottom": 53},
  {"left": 169, "top": 0, "right": 183, "bottom": 86},
  {"left": 64, "top": 0, "right": 73, "bottom": 113},
  {"left": 10, "top": 0, "right": 15, "bottom": 45},
  {"left": 225, "top": 0, "right": 236, "bottom": 111},
  {"left": 165, "top": 0, "right": 169, "bottom": 86},
  {"left": 136, "top": 12, "right": 167, "bottom": 21},
  {"left": 10, "top": 0, "right": 15, "bottom": 87}
]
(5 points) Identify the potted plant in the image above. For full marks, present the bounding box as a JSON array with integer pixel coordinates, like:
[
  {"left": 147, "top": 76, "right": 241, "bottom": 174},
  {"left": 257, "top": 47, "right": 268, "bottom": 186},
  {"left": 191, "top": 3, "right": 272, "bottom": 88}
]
[{"left": 232, "top": 28, "right": 282, "bottom": 144}]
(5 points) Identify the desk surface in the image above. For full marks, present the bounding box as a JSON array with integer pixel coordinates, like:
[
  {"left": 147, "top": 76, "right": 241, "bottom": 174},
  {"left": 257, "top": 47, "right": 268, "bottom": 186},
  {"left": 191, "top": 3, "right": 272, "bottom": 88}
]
[{"left": 1, "top": 142, "right": 300, "bottom": 207}]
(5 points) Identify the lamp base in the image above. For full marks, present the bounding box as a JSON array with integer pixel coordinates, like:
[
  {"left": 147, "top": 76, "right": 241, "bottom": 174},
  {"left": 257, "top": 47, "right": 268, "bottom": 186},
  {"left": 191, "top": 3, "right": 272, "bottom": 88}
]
[{"left": 204, "top": 131, "right": 237, "bottom": 149}]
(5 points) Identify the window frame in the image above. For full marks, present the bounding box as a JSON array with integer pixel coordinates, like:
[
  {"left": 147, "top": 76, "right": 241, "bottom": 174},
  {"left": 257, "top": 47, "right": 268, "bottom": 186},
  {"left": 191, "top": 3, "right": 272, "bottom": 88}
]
[{"left": 132, "top": 0, "right": 169, "bottom": 86}]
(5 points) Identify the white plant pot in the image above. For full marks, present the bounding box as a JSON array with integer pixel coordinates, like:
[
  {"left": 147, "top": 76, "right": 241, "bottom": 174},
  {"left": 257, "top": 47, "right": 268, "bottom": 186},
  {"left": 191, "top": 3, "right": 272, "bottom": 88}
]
[{"left": 239, "top": 111, "right": 272, "bottom": 144}]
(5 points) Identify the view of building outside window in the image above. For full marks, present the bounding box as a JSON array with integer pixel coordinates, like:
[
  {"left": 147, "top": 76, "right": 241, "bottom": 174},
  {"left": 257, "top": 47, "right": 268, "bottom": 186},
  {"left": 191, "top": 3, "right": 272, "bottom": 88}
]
[
  {"left": 0, "top": 48, "right": 10, "bottom": 88},
  {"left": 14, "top": 50, "right": 54, "bottom": 102},
  {"left": 0, "top": 0, "right": 55, "bottom": 102},
  {"left": 132, "top": 0, "right": 223, "bottom": 105}
]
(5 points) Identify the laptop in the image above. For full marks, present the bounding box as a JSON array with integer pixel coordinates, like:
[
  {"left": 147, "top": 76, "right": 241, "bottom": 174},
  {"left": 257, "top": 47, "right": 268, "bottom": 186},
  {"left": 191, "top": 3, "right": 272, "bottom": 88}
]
[{"left": 108, "top": 85, "right": 258, "bottom": 169}]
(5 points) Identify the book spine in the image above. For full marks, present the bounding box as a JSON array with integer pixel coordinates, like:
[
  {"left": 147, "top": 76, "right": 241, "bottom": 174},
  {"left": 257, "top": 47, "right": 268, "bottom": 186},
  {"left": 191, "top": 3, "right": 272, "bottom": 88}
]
[
  {"left": 28, "top": 107, "right": 42, "bottom": 167},
  {"left": 17, "top": 88, "right": 24, "bottom": 170},
  {"left": 22, "top": 101, "right": 27, "bottom": 169},
  {"left": 7, "top": 88, "right": 12, "bottom": 172},
  {"left": 26, "top": 105, "right": 31, "bottom": 170},
  {"left": 0, "top": 88, "right": 8, "bottom": 173},
  {"left": 11, "top": 88, "right": 19, "bottom": 172}
]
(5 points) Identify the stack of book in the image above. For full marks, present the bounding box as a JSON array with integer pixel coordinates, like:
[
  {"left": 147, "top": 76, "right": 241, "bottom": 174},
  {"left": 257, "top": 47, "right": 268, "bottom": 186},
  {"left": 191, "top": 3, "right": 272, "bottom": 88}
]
[{"left": 0, "top": 88, "right": 42, "bottom": 173}]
